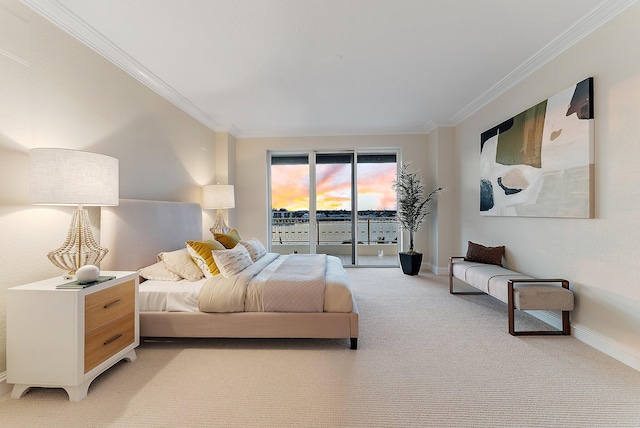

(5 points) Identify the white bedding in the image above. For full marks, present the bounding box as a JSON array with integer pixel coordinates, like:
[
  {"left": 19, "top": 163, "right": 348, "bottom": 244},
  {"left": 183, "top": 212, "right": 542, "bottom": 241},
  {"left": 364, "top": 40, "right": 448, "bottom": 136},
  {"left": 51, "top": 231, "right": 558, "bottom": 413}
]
[
  {"left": 138, "top": 278, "right": 206, "bottom": 312},
  {"left": 199, "top": 253, "right": 353, "bottom": 313},
  {"left": 261, "top": 254, "right": 326, "bottom": 312},
  {"left": 139, "top": 253, "right": 353, "bottom": 314}
]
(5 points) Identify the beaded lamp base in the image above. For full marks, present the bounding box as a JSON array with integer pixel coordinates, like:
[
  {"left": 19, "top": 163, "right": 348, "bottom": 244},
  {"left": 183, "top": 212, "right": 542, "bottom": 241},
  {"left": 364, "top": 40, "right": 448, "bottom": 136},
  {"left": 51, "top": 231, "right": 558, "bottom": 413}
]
[
  {"left": 47, "top": 208, "right": 108, "bottom": 275},
  {"left": 210, "top": 208, "right": 230, "bottom": 234}
]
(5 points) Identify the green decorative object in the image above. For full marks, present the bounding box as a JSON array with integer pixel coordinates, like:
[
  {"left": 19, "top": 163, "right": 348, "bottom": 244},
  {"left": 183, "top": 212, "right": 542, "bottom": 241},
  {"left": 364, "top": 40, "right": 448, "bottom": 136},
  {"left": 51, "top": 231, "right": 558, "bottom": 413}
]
[{"left": 392, "top": 163, "right": 444, "bottom": 275}]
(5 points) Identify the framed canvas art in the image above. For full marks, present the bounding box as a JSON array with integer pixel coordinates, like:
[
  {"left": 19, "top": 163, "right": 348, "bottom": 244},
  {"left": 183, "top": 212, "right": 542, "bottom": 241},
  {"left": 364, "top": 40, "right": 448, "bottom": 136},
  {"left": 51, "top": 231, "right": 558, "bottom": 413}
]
[{"left": 480, "top": 77, "right": 594, "bottom": 218}]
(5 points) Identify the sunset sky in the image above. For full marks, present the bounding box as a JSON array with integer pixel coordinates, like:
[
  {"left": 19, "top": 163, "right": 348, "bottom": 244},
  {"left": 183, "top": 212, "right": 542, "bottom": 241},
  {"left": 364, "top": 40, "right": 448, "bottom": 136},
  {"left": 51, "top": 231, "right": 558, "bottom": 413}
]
[{"left": 271, "top": 163, "right": 397, "bottom": 212}]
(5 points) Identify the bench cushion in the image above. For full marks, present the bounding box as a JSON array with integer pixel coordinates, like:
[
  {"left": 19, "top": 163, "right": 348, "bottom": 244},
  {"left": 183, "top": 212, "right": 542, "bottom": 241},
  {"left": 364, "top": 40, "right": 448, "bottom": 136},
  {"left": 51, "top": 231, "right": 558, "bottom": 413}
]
[
  {"left": 514, "top": 285, "right": 574, "bottom": 311},
  {"left": 452, "top": 260, "right": 574, "bottom": 309},
  {"left": 487, "top": 274, "right": 531, "bottom": 303},
  {"left": 452, "top": 261, "right": 529, "bottom": 300}
]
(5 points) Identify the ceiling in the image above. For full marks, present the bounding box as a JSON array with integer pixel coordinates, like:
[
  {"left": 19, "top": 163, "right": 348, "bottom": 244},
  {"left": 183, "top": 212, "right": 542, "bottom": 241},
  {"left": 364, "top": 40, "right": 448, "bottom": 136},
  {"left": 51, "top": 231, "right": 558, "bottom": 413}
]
[{"left": 24, "top": 0, "right": 634, "bottom": 138}]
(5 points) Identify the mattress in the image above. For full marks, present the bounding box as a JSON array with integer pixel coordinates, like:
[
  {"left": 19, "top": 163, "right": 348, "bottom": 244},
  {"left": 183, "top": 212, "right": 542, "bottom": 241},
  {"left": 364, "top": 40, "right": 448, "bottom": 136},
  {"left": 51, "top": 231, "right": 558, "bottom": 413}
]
[
  {"left": 139, "top": 254, "right": 353, "bottom": 314},
  {"left": 139, "top": 278, "right": 206, "bottom": 312}
]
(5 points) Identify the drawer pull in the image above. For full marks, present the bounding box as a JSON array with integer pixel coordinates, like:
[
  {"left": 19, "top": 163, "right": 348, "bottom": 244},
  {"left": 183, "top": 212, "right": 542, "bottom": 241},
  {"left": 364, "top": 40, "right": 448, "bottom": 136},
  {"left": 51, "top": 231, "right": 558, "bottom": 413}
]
[
  {"left": 104, "top": 299, "right": 122, "bottom": 309},
  {"left": 104, "top": 333, "right": 123, "bottom": 346}
]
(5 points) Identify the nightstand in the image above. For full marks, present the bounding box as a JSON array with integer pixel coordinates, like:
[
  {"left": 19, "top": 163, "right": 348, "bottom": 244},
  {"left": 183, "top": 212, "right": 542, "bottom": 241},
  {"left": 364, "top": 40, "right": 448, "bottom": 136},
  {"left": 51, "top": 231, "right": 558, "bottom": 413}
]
[{"left": 7, "top": 271, "right": 139, "bottom": 401}]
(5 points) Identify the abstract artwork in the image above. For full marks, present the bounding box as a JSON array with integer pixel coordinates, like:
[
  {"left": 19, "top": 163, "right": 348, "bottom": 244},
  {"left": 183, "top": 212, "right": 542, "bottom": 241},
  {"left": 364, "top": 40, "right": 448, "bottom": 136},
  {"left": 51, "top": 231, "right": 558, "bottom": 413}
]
[{"left": 480, "top": 77, "right": 594, "bottom": 218}]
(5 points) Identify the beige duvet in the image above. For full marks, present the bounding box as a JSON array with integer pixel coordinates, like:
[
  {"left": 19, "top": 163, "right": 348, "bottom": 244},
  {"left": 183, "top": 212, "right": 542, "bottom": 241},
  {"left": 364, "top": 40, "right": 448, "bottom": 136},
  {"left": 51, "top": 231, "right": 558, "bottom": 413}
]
[{"left": 198, "top": 253, "right": 354, "bottom": 313}]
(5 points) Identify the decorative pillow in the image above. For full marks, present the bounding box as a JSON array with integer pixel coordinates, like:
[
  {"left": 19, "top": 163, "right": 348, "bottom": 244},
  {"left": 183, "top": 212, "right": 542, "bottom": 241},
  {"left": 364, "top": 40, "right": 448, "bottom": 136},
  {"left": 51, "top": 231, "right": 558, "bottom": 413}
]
[
  {"left": 239, "top": 239, "right": 267, "bottom": 262},
  {"left": 138, "top": 261, "right": 182, "bottom": 281},
  {"left": 186, "top": 240, "right": 226, "bottom": 278},
  {"left": 212, "top": 229, "right": 242, "bottom": 249},
  {"left": 212, "top": 243, "right": 253, "bottom": 278},
  {"left": 464, "top": 241, "right": 505, "bottom": 267},
  {"left": 158, "top": 248, "right": 204, "bottom": 281}
]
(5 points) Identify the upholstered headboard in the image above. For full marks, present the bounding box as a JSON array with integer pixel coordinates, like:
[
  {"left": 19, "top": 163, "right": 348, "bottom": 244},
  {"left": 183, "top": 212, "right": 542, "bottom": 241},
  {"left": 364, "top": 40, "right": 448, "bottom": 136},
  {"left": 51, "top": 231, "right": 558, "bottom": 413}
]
[{"left": 100, "top": 199, "right": 203, "bottom": 271}]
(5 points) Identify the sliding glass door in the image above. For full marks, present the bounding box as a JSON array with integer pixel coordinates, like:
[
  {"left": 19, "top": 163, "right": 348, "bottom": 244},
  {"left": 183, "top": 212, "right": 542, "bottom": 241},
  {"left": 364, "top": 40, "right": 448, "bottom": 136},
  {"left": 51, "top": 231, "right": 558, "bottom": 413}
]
[
  {"left": 270, "top": 154, "right": 311, "bottom": 255},
  {"left": 315, "top": 153, "right": 355, "bottom": 264},
  {"left": 270, "top": 151, "right": 398, "bottom": 266},
  {"left": 355, "top": 154, "right": 399, "bottom": 266}
]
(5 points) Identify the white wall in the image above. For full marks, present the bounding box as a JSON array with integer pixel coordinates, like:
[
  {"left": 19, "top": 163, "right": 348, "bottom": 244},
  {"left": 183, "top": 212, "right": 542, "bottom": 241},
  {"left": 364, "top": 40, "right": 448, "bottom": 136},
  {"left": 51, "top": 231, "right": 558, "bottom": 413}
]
[
  {"left": 0, "top": 0, "right": 216, "bottom": 379},
  {"left": 209, "top": 132, "right": 238, "bottom": 231},
  {"left": 428, "top": 127, "right": 457, "bottom": 273},
  {"left": 234, "top": 134, "right": 443, "bottom": 260},
  {"left": 453, "top": 3, "right": 640, "bottom": 368}
]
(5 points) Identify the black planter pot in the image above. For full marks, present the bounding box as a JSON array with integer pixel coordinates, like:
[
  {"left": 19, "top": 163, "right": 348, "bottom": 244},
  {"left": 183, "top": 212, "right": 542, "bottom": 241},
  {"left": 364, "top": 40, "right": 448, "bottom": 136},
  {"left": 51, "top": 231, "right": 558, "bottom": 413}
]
[{"left": 399, "top": 252, "right": 423, "bottom": 275}]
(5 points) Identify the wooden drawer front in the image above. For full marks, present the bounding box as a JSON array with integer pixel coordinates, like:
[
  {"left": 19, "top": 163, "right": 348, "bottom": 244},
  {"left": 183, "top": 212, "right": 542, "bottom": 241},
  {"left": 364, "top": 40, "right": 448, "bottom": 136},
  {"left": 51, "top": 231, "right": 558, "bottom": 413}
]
[
  {"left": 85, "top": 312, "right": 134, "bottom": 373},
  {"left": 85, "top": 280, "right": 135, "bottom": 333}
]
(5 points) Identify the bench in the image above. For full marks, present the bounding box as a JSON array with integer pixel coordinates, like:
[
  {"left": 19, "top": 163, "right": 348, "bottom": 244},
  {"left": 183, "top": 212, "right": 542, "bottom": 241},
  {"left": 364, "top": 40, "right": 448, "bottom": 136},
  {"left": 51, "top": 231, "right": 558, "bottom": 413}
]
[{"left": 449, "top": 256, "right": 574, "bottom": 336}]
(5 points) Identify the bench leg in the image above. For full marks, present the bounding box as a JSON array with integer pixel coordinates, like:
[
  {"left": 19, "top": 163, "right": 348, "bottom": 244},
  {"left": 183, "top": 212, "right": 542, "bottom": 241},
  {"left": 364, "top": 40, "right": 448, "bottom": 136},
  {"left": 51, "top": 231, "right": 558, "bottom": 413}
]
[
  {"left": 508, "top": 281, "right": 571, "bottom": 336},
  {"left": 449, "top": 259, "right": 484, "bottom": 295},
  {"left": 561, "top": 310, "right": 570, "bottom": 335}
]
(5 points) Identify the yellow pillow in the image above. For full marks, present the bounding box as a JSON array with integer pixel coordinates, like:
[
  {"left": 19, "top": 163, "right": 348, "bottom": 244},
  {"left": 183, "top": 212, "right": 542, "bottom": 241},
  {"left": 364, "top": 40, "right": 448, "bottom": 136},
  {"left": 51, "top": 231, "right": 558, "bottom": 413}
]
[
  {"left": 186, "top": 240, "right": 226, "bottom": 278},
  {"left": 212, "top": 229, "right": 242, "bottom": 249}
]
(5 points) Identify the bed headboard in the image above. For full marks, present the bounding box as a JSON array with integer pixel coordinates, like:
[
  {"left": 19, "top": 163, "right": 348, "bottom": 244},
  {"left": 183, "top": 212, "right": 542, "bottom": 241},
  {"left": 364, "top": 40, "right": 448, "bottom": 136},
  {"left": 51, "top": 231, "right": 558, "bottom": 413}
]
[{"left": 100, "top": 199, "right": 203, "bottom": 271}]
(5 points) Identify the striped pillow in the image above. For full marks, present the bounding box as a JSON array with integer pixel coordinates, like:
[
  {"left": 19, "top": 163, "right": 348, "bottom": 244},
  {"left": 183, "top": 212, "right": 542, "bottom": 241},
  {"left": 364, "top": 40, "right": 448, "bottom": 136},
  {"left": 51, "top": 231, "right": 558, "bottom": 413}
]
[
  {"left": 212, "top": 243, "right": 253, "bottom": 278},
  {"left": 239, "top": 239, "right": 267, "bottom": 262}
]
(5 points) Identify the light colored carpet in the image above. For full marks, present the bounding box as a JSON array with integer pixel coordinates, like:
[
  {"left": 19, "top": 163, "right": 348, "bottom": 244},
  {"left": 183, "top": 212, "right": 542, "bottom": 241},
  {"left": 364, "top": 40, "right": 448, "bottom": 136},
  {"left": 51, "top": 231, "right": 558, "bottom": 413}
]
[{"left": 1, "top": 269, "right": 639, "bottom": 427}]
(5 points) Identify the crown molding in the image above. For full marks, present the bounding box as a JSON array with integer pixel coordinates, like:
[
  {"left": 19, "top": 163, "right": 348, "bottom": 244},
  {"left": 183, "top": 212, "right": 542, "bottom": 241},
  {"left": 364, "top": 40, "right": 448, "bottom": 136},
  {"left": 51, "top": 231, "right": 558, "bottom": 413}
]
[
  {"left": 216, "top": 124, "right": 240, "bottom": 138},
  {"left": 22, "top": 0, "right": 221, "bottom": 131},
  {"left": 421, "top": 120, "right": 438, "bottom": 134},
  {"left": 235, "top": 126, "right": 428, "bottom": 139},
  {"left": 449, "top": 0, "right": 639, "bottom": 125}
]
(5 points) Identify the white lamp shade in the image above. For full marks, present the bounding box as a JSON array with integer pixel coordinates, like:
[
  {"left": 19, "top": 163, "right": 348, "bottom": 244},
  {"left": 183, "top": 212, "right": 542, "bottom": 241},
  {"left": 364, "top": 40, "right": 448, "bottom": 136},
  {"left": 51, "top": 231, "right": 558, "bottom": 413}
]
[
  {"left": 29, "top": 148, "right": 119, "bottom": 206},
  {"left": 203, "top": 184, "right": 235, "bottom": 209}
]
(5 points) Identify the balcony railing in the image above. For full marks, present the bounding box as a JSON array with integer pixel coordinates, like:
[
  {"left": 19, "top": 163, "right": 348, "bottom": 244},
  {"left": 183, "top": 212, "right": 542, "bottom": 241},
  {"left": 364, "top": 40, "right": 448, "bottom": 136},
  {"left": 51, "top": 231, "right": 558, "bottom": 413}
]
[{"left": 272, "top": 217, "right": 399, "bottom": 245}]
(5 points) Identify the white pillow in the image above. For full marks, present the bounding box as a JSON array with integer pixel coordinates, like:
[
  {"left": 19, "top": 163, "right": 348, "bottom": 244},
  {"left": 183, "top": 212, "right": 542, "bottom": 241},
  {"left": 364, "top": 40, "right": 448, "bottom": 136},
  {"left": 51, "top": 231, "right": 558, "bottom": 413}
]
[
  {"left": 158, "top": 248, "right": 204, "bottom": 281},
  {"left": 139, "top": 261, "right": 181, "bottom": 281},
  {"left": 239, "top": 239, "right": 267, "bottom": 262},
  {"left": 212, "top": 243, "right": 253, "bottom": 278}
]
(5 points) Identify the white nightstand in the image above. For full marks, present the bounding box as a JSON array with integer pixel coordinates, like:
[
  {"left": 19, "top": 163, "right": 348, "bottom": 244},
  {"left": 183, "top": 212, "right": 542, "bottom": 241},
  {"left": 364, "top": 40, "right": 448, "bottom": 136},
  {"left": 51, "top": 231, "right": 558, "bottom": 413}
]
[{"left": 7, "top": 271, "right": 139, "bottom": 401}]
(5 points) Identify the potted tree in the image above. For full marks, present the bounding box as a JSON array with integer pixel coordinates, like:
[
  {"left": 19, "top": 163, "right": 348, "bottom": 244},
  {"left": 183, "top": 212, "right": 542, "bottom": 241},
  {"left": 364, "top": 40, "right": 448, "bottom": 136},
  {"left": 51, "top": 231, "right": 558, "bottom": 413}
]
[{"left": 392, "top": 163, "right": 444, "bottom": 275}]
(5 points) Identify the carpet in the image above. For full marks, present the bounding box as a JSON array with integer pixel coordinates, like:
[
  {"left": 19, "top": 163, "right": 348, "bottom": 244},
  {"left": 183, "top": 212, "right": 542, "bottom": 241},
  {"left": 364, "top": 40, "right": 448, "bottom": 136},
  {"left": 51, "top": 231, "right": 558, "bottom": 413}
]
[{"left": 1, "top": 269, "right": 639, "bottom": 427}]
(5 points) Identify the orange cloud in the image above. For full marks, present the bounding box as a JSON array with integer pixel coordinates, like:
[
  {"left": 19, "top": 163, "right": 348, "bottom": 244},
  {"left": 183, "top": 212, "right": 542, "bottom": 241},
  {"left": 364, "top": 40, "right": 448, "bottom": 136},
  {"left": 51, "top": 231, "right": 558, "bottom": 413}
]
[
  {"left": 271, "top": 165, "right": 309, "bottom": 211},
  {"left": 271, "top": 162, "right": 397, "bottom": 212}
]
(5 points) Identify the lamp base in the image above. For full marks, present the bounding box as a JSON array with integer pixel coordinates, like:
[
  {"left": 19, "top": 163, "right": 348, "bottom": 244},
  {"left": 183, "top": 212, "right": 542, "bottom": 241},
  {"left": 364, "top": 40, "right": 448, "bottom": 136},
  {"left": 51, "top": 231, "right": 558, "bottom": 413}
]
[
  {"left": 48, "top": 208, "right": 108, "bottom": 275},
  {"left": 211, "top": 208, "right": 230, "bottom": 234}
]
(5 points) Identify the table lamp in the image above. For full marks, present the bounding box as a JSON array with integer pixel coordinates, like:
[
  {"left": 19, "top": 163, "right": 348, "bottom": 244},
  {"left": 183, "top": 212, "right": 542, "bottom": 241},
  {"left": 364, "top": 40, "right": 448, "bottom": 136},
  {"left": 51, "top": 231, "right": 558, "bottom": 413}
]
[
  {"left": 203, "top": 184, "right": 235, "bottom": 233},
  {"left": 29, "top": 148, "right": 119, "bottom": 277}
]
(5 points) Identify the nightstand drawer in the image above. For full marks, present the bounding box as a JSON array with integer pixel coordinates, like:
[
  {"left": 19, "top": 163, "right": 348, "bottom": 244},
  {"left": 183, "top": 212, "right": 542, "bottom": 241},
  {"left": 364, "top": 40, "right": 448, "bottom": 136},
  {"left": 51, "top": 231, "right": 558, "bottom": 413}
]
[
  {"left": 85, "top": 312, "right": 135, "bottom": 373},
  {"left": 85, "top": 280, "right": 135, "bottom": 333}
]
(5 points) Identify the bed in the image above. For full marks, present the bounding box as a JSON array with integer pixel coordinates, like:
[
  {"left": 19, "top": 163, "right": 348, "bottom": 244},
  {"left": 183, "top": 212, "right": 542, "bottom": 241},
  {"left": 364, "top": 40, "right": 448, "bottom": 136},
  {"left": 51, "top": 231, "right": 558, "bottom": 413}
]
[{"left": 100, "top": 199, "right": 359, "bottom": 349}]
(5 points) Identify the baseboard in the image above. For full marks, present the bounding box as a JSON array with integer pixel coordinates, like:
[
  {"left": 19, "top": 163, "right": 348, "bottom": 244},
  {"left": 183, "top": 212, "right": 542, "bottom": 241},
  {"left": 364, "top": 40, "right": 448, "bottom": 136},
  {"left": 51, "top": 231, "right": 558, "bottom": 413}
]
[
  {"left": 423, "top": 262, "right": 448, "bottom": 275},
  {"left": 527, "top": 310, "right": 640, "bottom": 373},
  {"left": 0, "top": 371, "right": 11, "bottom": 397},
  {"left": 572, "top": 322, "right": 640, "bottom": 373}
]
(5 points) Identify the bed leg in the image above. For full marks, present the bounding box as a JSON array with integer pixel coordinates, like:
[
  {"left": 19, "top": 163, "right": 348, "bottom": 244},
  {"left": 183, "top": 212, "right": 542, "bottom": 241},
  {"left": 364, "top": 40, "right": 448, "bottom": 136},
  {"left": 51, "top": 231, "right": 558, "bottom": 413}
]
[{"left": 350, "top": 338, "right": 358, "bottom": 350}]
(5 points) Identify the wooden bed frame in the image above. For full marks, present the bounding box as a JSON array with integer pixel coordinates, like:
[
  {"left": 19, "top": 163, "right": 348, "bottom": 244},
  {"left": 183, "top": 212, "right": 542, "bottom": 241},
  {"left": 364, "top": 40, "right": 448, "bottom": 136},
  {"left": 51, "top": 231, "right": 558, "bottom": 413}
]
[{"left": 100, "top": 199, "right": 359, "bottom": 349}]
